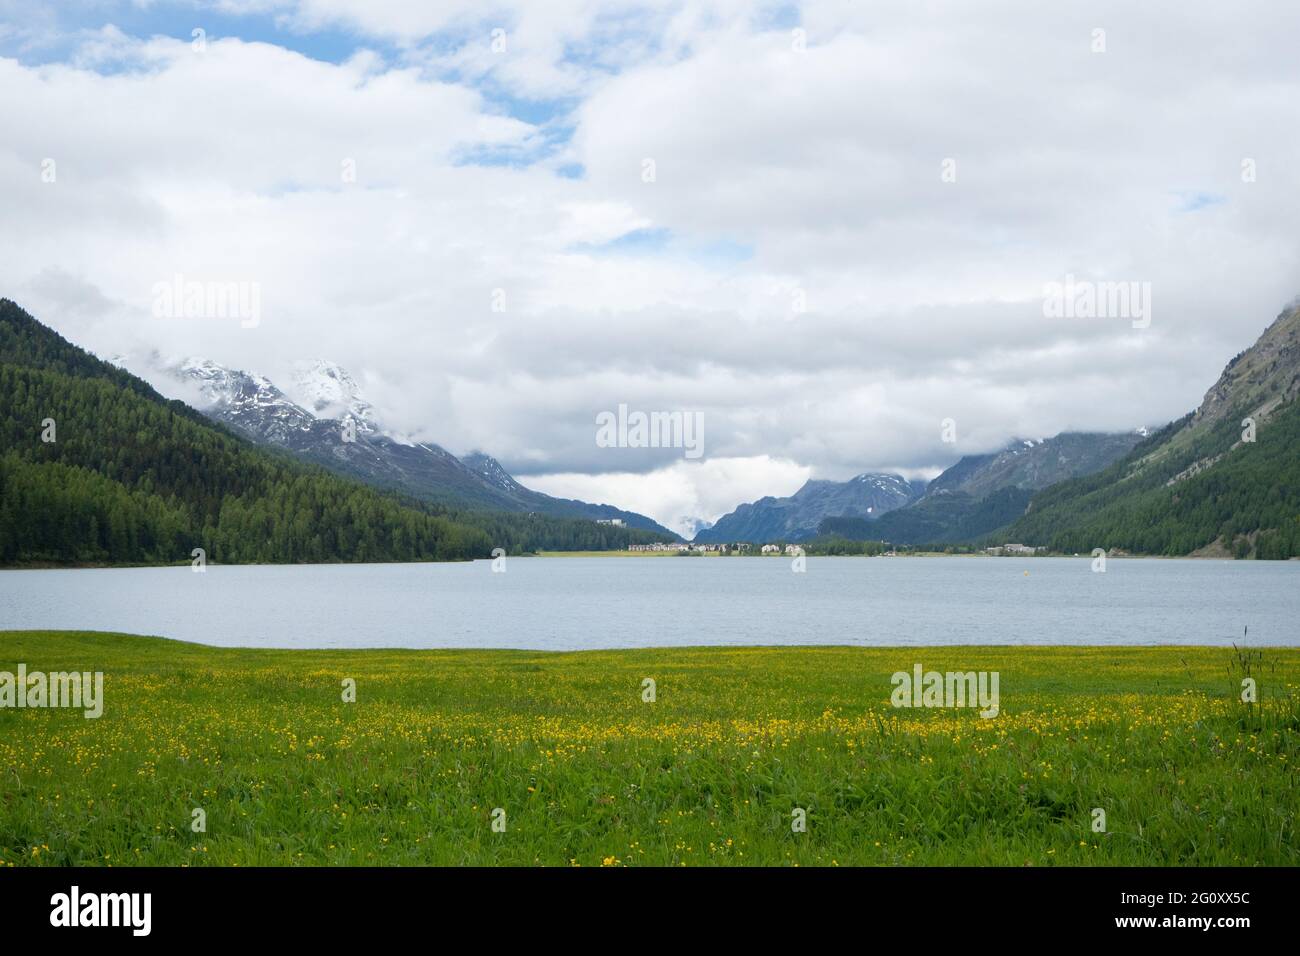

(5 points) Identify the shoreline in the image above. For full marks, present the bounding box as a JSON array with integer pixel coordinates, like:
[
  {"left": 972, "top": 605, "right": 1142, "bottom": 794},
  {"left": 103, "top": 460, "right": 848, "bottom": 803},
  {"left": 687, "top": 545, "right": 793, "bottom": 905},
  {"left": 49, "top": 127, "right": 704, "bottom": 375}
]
[
  {"left": 4, "top": 630, "right": 1297, "bottom": 653},
  {"left": 3, "top": 551, "right": 1278, "bottom": 570},
  {"left": 533, "top": 549, "right": 1242, "bottom": 560}
]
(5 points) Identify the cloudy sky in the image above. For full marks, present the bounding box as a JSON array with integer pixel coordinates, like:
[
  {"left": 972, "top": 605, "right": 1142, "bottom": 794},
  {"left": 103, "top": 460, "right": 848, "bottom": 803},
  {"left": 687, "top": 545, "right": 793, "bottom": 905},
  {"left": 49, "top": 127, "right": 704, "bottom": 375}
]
[{"left": 2, "top": 1, "right": 1298, "bottom": 535}]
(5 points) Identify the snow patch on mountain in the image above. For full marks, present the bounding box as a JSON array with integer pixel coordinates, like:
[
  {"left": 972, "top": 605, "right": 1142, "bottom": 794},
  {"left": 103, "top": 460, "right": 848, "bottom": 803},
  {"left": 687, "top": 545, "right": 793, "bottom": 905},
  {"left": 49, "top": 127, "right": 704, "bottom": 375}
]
[
  {"left": 462, "top": 452, "right": 525, "bottom": 494},
  {"left": 287, "top": 359, "right": 374, "bottom": 426},
  {"left": 179, "top": 358, "right": 303, "bottom": 416}
]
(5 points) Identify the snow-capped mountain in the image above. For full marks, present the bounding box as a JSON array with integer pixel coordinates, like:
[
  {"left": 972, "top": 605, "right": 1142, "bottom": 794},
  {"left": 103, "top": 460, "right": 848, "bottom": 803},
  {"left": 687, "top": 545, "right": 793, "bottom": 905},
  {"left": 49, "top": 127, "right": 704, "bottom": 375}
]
[
  {"left": 693, "top": 472, "right": 923, "bottom": 543},
  {"left": 136, "top": 355, "right": 678, "bottom": 536},
  {"left": 288, "top": 359, "right": 375, "bottom": 427},
  {"left": 841, "top": 431, "right": 1149, "bottom": 546},
  {"left": 923, "top": 432, "right": 1144, "bottom": 501},
  {"left": 461, "top": 451, "right": 528, "bottom": 495},
  {"left": 696, "top": 430, "right": 1145, "bottom": 546},
  {"left": 172, "top": 357, "right": 317, "bottom": 443}
]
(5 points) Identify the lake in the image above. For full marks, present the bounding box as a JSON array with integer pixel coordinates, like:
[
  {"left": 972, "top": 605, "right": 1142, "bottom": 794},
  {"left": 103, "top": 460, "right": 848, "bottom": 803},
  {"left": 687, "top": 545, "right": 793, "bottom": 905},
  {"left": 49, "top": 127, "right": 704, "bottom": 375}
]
[{"left": 1, "top": 556, "right": 1296, "bottom": 650}]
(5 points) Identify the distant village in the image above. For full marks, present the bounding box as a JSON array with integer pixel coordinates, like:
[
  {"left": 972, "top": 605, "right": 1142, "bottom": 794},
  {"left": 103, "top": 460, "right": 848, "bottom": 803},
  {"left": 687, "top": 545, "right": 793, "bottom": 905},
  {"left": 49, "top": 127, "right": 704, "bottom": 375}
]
[
  {"left": 982, "top": 543, "right": 1044, "bottom": 556},
  {"left": 624, "top": 539, "right": 1045, "bottom": 556},
  {"left": 628, "top": 542, "right": 815, "bottom": 555}
]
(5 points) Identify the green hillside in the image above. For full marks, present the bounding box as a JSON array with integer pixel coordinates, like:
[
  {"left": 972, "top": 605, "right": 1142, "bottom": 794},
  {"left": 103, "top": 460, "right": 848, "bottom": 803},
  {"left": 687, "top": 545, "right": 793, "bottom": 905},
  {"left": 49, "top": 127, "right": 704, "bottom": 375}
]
[
  {"left": 1007, "top": 400, "right": 1300, "bottom": 557},
  {"left": 1006, "top": 305, "right": 1300, "bottom": 558},
  {"left": 836, "top": 486, "right": 1034, "bottom": 546}
]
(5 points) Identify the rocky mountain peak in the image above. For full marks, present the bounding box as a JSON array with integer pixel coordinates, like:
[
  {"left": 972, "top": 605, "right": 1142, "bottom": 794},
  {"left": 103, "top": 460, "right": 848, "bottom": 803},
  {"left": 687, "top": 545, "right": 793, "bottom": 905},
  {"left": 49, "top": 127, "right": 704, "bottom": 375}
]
[
  {"left": 461, "top": 451, "right": 525, "bottom": 494},
  {"left": 1193, "top": 304, "right": 1300, "bottom": 429}
]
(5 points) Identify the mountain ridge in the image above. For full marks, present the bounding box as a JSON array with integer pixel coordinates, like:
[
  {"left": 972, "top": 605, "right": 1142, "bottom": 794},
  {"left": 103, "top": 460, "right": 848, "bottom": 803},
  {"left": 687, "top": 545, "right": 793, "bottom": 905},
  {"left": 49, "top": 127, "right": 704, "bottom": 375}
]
[
  {"left": 841, "top": 431, "right": 1147, "bottom": 545},
  {"left": 701, "top": 430, "right": 1143, "bottom": 545},
  {"left": 694, "top": 472, "right": 923, "bottom": 543},
  {"left": 1003, "top": 303, "right": 1300, "bottom": 557},
  {"left": 134, "top": 353, "right": 679, "bottom": 537}
]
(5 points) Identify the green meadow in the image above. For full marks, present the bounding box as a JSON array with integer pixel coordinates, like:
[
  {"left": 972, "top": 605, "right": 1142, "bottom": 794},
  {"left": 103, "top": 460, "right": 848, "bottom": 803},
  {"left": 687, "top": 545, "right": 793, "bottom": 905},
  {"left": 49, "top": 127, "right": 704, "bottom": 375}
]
[{"left": 1, "top": 631, "right": 1296, "bottom": 867}]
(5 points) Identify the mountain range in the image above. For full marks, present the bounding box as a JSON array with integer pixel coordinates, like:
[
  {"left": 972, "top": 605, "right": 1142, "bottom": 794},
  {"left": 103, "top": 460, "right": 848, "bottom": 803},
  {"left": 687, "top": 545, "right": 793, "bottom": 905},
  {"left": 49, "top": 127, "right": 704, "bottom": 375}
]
[
  {"left": 4, "top": 293, "right": 1297, "bottom": 563},
  {"left": 0, "top": 299, "right": 676, "bottom": 567},
  {"left": 694, "top": 473, "right": 925, "bottom": 543},
  {"left": 129, "top": 354, "right": 677, "bottom": 536},
  {"left": 700, "top": 432, "right": 1143, "bottom": 544},
  {"left": 857, "top": 431, "right": 1147, "bottom": 546},
  {"left": 773, "top": 303, "right": 1298, "bottom": 557}
]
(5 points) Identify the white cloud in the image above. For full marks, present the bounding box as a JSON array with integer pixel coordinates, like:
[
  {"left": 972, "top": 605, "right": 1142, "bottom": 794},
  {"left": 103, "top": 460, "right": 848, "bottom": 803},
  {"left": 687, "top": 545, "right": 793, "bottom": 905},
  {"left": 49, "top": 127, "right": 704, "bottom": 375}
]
[
  {"left": 3, "top": 1, "right": 1299, "bottom": 527},
  {"left": 526, "top": 455, "right": 811, "bottom": 536}
]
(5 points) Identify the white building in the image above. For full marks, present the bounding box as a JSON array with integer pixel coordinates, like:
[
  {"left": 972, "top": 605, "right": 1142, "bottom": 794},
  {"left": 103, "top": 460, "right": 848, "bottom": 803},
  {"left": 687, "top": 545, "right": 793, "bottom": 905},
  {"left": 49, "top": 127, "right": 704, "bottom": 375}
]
[{"left": 986, "top": 542, "right": 1041, "bottom": 556}]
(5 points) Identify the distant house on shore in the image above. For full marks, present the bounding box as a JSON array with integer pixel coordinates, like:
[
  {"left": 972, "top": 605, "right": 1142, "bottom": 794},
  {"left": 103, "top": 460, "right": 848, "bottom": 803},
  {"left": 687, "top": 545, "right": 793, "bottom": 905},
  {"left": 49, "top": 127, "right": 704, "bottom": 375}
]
[{"left": 985, "top": 542, "right": 1041, "bottom": 556}]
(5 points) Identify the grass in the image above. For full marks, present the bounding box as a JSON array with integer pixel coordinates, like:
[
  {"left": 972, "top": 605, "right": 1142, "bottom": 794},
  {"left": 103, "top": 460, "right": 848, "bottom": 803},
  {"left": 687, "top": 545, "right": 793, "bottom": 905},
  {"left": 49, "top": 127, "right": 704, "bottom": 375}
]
[{"left": 1, "top": 631, "right": 1297, "bottom": 867}]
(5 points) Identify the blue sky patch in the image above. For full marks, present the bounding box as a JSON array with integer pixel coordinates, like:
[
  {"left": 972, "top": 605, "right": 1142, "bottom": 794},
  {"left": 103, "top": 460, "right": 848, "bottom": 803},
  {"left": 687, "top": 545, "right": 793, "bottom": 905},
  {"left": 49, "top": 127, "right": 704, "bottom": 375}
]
[
  {"left": 570, "top": 228, "right": 755, "bottom": 266},
  {"left": 1176, "top": 191, "right": 1226, "bottom": 213},
  {"left": 0, "top": 2, "right": 384, "bottom": 67}
]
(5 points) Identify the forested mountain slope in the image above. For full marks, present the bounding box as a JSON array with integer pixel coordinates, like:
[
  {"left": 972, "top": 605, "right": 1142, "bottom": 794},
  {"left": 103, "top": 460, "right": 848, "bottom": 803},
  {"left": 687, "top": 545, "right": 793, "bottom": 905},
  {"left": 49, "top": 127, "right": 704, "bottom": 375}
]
[
  {"left": 1006, "top": 304, "right": 1300, "bottom": 557},
  {"left": 0, "top": 299, "right": 669, "bottom": 565}
]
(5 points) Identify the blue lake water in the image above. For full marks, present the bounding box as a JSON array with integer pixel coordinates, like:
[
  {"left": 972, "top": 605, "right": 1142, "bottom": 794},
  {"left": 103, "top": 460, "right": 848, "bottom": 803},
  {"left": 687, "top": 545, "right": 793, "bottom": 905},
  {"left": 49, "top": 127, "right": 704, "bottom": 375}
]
[{"left": 0, "top": 556, "right": 1296, "bottom": 650}]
